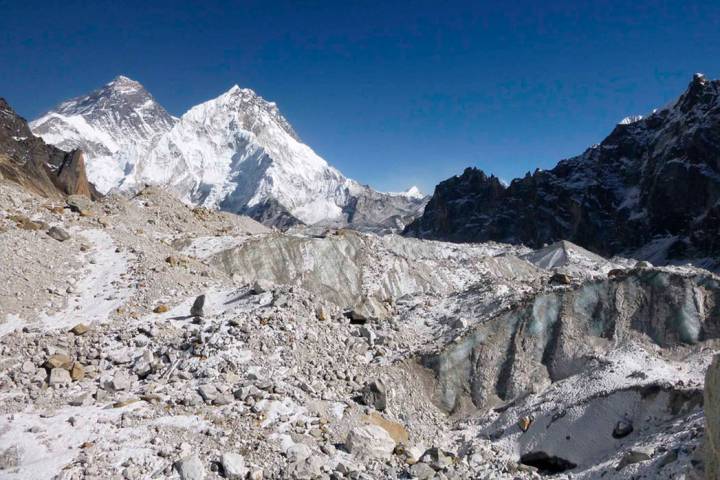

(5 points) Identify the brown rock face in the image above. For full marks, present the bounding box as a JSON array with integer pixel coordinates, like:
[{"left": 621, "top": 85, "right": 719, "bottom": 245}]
[{"left": 0, "top": 97, "right": 100, "bottom": 200}]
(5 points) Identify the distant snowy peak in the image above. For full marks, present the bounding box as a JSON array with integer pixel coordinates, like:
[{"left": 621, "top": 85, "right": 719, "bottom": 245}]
[
  {"left": 30, "top": 75, "right": 176, "bottom": 193},
  {"left": 389, "top": 185, "right": 425, "bottom": 200}
]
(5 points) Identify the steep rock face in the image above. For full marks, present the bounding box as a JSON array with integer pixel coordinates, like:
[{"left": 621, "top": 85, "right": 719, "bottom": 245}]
[
  {"left": 406, "top": 74, "right": 720, "bottom": 265},
  {"left": 0, "top": 98, "right": 99, "bottom": 199},
  {"left": 30, "top": 76, "right": 177, "bottom": 194},
  {"left": 31, "top": 77, "right": 426, "bottom": 230},
  {"left": 706, "top": 354, "right": 720, "bottom": 480},
  {"left": 425, "top": 269, "right": 720, "bottom": 413}
]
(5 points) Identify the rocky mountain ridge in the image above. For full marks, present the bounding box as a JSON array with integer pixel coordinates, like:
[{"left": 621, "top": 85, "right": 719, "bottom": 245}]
[
  {"left": 405, "top": 74, "right": 720, "bottom": 270},
  {"left": 30, "top": 77, "right": 427, "bottom": 231},
  {"left": 0, "top": 98, "right": 99, "bottom": 200}
]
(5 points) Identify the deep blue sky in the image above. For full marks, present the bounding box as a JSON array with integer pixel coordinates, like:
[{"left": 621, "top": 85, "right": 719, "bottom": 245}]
[{"left": 1, "top": 1, "right": 719, "bottom": 193}]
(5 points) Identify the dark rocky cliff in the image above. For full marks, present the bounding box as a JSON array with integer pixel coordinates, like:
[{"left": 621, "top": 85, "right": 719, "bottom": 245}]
[{"left": 405, "top": 74, "right": 720, "bottom": 265}]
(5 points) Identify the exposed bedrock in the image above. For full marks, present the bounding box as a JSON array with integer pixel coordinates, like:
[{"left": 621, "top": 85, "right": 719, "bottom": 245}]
[
  {"left": 706, "top": 354, "right": 720, "bottom": 479},
  {"left": 425, "top": 269, "right": 720, "bottom": 413}
]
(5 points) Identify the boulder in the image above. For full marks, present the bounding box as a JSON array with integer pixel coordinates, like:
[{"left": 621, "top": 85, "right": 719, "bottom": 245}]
[
  {"left": 549, "top": 273, "right": 572, "bottom": 285},
  {"left": 175, "top": 455, "right": 205, "bottom": 480},
  {"left": 617, "top": 447, "right": 653, "bottom": 470},
  {"left": 69, "top": 323, "right": 89, "bottom": 335},
  {"left": 251, "top": 279, "right": 274, "bottom": 294},
  {"left": 346, "top": 424, "right": 396, "bottom": 460},
  {"left": 360, "top": 379, "right": 387, "bottom": 411},
  {"left": 47, "top": 226, "right": 70, "bottom": 241},
  {"left": 70, "top": 363, "right": 85, "bottom": 381},
  {"left": 66, "top": 195, "right": 94, "bottom": 214},
  {"left": 221, "top": 453, "right": 248, "bottom": 480},
  {"left": 45, "top": 354, "right": 73, "bottom": 370},
  {"left": 612, "top": 420, "right": 633, "bottom": 439},
  {"left": 409, "top": 462, "right": 435, "bottom": 479},
  {"left": 286, "top": 444, "right": 324, "bottom": 479},
  {"left": 49, "top": 368, "right": 72, "bottom": 386},
  {"left": 421, "top": 447, "right": 454, "bottom": 470},
  {"left": 190, "top": 294, "right": 205, "bottom": 317}
]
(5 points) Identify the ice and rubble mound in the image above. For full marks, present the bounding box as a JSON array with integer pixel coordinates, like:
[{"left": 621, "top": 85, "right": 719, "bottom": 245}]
[
  {"left": 521, "top": 239, "right": 622, "bottom": 276},
  {"left": 210, "top": 231, "right": 537, "bottom": 317}
]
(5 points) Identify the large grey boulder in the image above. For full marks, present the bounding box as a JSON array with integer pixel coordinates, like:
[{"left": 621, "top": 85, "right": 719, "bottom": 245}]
[
  {"left": 345, "top": 425, "right": 396, "bottom": 460},
  {"left": 175, "top": 455, "right": 205, "bottom": 480}
]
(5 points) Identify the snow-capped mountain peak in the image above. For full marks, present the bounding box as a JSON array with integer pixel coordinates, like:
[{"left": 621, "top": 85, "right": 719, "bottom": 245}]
[
  {"left": 30, "top": 75, "right": 176, "bottom": 193},
  {"left": 389, "top": 185, "right": 425, "bottom": 200},
  {"left": 31, "top": 77, "right": 427, "bottom": 230}
]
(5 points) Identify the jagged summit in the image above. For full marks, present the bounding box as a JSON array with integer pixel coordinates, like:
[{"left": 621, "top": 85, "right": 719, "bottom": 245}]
[
  {"left": 30, "top": 76, "right": 177, "bottom": 193},
  {"left": 194, "top": 83, "right": 300, "bottom": 141},
  {"left": 406, "top": 75, "right": 720, "bottom": 267}
]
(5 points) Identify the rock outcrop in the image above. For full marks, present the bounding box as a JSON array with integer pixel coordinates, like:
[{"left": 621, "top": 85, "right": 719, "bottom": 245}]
[
  {"left": 706, "top": 354, "right": 720, "bottom": 479},
  {"left": 0, "top": 98, "right": 99, "bottom": 200},
  {"left": 405, "top": 74, "right": 720, "bottom": 268}
]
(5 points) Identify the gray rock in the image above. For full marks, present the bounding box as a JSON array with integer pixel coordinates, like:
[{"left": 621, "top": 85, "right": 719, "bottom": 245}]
[
  {"left": 221, "top": 452, "right": 248, "bottom": 480},
  {"left": 175, "top": 455, "right": 205, "bottom": 480},
  {"left": 617, "top": 447, "right": 654, "bottom": 470},
  {"left": 48, "top": 368, "right": 72, "bottom": 386},
  {"left": 612, "top": 420, "right": 633, "bottom": 439},
  {"left": 0, "top": 445, "right": 21, "bottom": 470},
  {"left": 286, "top": 444, "right": 324, "bottom": 479},
  {"left": 198, "top": 384, "right": 219, "bottom": 402},
  {"left": 346, "top": 425, "right": 396, "bottom": 460},
  {"left": 360, "top": 379, "right": 387, "bottom": 411},
  {"left": 421, "top": 447, "right": 454, "bottom": 470},
  {"left": 47, "top": 226, "right": 71, "bottom": 242},
  {"left": 110, "top": 371, "right": 131, "bottom": 391},
  {"left": 66, "top": 195, "right": 93, "bottom": 214},
  {"left": 190, "top": 294, "right": 205, "bottom": 317},
  {"left": 410, "top": 462, "right": 435, "bottom": 480},
  {"left": 251, "top": 279, "right": 274, "bottom": 294}
]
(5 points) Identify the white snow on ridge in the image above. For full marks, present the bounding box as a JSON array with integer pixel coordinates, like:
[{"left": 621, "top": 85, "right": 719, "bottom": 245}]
[{"left": 619, "top": 114, "right": 643, "bottom": 125}]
